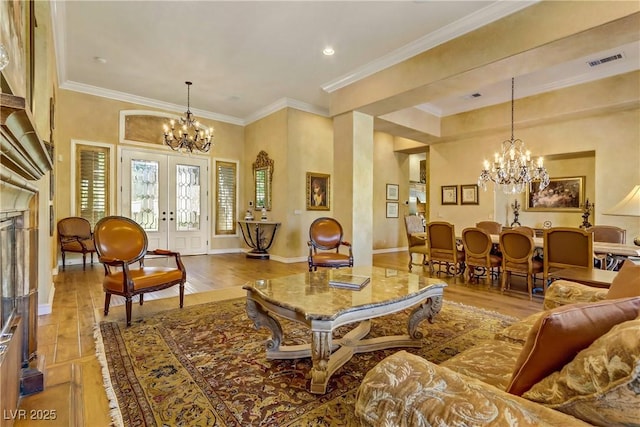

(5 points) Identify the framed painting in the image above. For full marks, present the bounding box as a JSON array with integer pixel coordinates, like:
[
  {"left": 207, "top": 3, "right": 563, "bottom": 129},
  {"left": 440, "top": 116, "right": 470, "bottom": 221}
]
[
  {"left": 386, "top": 183, "right": 399, "bottom": 200},
  {"left": 526, "top": 176, "right": 584, "bottom": 211},
  {"left": 0, "top": 0, "right": 28, "bottom": 98},
  {"left": 461, "top": 184, "right": 479, "bottom": 205},
  {"left": 441, "top": 185, "right": 458, "bottom": 205},
  {"left": 306, "top": 172, "right": 330, "bottom": 210},
  {"left": 386, "top": 202, "right": 399, "bottom": 218}
]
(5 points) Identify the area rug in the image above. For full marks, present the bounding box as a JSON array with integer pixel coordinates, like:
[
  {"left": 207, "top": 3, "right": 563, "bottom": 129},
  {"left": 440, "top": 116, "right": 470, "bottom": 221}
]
[{"left": 96, "top": 298, "right": 517, "bottom": 426}]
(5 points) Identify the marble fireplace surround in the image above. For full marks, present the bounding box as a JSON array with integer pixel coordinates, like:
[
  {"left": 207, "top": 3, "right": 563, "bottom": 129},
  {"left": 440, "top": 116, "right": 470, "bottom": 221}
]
[{"left": 1, "top": 92, "right": 53, "bottom": 416}]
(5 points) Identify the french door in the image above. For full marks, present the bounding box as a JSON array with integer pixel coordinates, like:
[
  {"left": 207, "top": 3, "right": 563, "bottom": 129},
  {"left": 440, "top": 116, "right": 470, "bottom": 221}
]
[{"left": 121, "top": 149, "right": 209, "bottom": 255}]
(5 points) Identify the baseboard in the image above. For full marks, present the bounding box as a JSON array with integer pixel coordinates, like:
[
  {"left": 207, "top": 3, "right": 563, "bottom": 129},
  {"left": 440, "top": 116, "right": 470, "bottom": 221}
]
[
  {"left": 38, "top": 283, "right": 55, "bottom": 316},
  {"left": 373, "top": 247, "right": 406, "bottom": 254}
]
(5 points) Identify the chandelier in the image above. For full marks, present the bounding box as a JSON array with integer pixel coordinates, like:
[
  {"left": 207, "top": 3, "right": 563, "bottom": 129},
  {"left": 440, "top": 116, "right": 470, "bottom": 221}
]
[
  {"left": 478, "top": 78, "right": 549, "bottom": 194},
  {"left": 163, "top": 81, "right": 213, "bottom": 153}
]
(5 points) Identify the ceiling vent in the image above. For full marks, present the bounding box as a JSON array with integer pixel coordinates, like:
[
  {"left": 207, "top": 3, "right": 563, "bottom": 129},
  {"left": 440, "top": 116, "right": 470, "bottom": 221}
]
[
  {"left": 587, "top": 53, "right": 624, "bottom": 67},
  {"left": 463, "top": 92, "right": 482, "bottom": 100}
]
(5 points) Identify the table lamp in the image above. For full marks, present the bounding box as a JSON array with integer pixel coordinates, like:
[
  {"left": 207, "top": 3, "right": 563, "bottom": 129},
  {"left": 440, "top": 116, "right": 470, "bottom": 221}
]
[{"left": 604, "top": 184, "right": 640, "bottom": 246}]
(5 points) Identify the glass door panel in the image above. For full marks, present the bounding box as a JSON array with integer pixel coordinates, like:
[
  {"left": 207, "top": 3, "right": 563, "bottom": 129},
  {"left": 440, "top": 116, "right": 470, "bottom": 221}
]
[
  {"left": 121, "top": 149, "right": 208, "bottom": 254},
  {"left": 131, "top": 159, "right": 160, "bottom": 231}
]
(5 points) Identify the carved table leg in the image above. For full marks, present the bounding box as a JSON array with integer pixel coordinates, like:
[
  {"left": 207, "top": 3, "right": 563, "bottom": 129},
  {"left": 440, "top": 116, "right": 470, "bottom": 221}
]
[
  {"left": 407, "top": 295, "right": 443, "bottom": 339},
  {"left": 310, "top": 330, "right": 332, "bottom": 394},
  {"left": 245, "top": 298, "right": 283, "bottom": 352}
]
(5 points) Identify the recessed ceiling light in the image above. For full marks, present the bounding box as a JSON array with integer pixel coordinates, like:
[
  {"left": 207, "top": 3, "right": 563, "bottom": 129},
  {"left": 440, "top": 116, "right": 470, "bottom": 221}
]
[
  {"left": 323, "top": 47, "right": 335, "bottom": 56},
  {"left": 94, "top": 56, "right": 107, "bottom": 64}
]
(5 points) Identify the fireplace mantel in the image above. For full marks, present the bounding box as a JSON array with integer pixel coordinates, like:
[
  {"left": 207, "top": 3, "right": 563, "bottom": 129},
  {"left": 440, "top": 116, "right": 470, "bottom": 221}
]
[{"left": 1, "top": 93, "right": 52, "bottom": 182}]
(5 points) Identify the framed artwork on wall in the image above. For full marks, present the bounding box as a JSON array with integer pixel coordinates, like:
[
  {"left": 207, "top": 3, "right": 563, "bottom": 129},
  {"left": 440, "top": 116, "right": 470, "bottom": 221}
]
[
  {"left": 525, "top": 176, "right": 584, "bottom": 211},
  {"left": 306, "top": 172, "right": 330, "bottom": 210},
  {"left": 386, "top": 202, "right": 399, "bottom": 218},
  {"left": 461, "top": 184, "right": 479, "bottom": 205},
  {"left": 441, "top": 185, "right": 458, "bottom": 205},
  {"left": 386, "top": 183, "right": 399, "bottom": 200}
]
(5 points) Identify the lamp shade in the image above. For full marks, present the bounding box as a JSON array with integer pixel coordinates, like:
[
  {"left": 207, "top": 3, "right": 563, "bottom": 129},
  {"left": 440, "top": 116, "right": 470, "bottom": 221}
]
[{"left": 604, "top": 185, "right": 640, "bottom": 216}]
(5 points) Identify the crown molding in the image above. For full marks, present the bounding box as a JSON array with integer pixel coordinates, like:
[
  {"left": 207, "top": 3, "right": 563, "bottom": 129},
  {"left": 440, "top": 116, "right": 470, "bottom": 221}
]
[
  {"left": 321, "top": 1, "right": 538, "bottom": 93},
  {"left": 59, "top": 81, "right": 245, "bottom": 126},
  {"left": 244, "top": 98, "right": 329, "bottom": 125}
]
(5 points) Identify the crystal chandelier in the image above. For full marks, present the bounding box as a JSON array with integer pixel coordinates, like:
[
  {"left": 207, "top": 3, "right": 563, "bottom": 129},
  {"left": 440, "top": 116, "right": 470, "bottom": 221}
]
[
  {"left": 163, "top": 81, "right": 213, "bottom": 153},
  {"left": 478, "top": 78, "right": 549, "bottom": 194}
]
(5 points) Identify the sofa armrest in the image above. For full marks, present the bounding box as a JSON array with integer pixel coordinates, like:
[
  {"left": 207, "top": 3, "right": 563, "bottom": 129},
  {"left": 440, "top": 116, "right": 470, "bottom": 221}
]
[
  {"left": 543, "top": 280, "right": 608, "bottom": 310},
  {"left": 356, "top": 351, "right": 592, "bottom": 427}
]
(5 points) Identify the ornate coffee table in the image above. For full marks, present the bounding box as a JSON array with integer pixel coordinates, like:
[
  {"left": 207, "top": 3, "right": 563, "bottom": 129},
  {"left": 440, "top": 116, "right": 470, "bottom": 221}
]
[{"left": 243, "top": 266, "right": 446, "bottom": 394}]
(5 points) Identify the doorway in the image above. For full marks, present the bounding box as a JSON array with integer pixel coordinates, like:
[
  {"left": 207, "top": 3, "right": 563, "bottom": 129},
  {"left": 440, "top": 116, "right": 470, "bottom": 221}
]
[{"left": 120, "top": 149, "right": 209, "bottom": 255}]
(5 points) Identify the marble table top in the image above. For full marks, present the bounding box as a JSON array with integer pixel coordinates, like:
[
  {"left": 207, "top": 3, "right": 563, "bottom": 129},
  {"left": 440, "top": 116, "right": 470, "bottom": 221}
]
[{"left": 243, "top": 266, "right": 447, "bottom": 321}]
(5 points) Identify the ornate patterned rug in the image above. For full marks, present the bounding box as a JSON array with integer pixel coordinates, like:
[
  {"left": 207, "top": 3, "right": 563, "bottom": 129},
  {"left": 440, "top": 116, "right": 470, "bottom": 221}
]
[{"left": 96, "top": 297, "right": 517, "bottom": 426}]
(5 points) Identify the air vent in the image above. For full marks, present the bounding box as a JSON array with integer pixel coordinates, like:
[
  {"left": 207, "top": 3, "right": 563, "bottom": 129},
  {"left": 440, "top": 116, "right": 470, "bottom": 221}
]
[
  {"left": 587, "top": 53, "right": 624, "bottom": 67},
  {"left": 463, "top": 92, "right": 482, "bottom": 100}
]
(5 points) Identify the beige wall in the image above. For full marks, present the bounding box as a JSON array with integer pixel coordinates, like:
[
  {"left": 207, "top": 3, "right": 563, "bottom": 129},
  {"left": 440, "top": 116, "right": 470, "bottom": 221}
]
[
  {"left": 55, "top": 90, "right": 246, "bottom": 253},
  {"left": 429, "top": 107, "right": 640, "bottom": 239},
  {"left": 244, "top": 108, "right": 334, "bottom": 260},
  {"left": 373, "top": 132, "right": 409, "bottom": 250}
]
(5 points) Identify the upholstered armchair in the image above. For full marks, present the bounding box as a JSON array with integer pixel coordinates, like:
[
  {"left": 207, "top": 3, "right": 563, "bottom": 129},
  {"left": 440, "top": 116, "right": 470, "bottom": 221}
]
[
  {"left": 93, "top": 216, "right": 186, "bottom": 326},
  {"left": 475, "top": 221, "right": 503, "bottom": 235},
  {"left": 307, "top": 217, "right": 353, "bottom": 271},
  {"left": 499, "top": 229, "right": 543, "bottom": 299},
  {"left": 461, "top": 227, "right": 501, "bottom": 282},
  {"left": 404, "top": 215, "right": 428, "bottom": 271},
  {"left": 543, "top": 227, "right": 593, "bottom": 288},
  {"left": 57, "top": 216, "right": 97, "bottom": 270},
  {"left": 587, "top": 225, "right": 626, "bottom": 269},
  {"left": 426, "top": 221, "right": 465, "bottom": 276}
]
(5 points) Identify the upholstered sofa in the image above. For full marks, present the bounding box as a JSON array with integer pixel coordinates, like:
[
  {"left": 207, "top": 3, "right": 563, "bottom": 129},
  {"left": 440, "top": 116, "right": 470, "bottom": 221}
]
[{"left": 356, "top": 261, "right": 640, "bottom": 426}]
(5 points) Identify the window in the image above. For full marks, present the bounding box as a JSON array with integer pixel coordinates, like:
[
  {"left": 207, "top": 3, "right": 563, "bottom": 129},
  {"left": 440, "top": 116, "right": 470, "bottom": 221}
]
[
  {"left": 75, "top": 144, "right": 110, "bottom": 227},
  {"left": 215, "top": 160, "right": 237, "bottom": 235}
]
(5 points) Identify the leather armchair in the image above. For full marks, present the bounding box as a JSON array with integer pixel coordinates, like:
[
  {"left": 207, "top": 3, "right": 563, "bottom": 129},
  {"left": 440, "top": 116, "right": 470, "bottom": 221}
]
[
  {"left": 93, "top": 216, "right": 186, "bottom": 326},
  {"left": 307, "top": 217, "right": 353, "bottom": 271}
]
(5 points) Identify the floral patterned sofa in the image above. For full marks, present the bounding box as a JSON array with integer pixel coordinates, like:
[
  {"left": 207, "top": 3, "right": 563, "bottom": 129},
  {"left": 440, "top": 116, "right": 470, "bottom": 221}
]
[{"left": 356, "top": 260, "right": 640, "bottom": 427}]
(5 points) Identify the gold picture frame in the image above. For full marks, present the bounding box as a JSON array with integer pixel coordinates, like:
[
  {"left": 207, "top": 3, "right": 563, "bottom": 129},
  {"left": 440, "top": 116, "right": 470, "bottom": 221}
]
[
  {"left": 306, "top": 172, "right": 330, "bottom": 210},
  {"left": 526, "top": 176, "right": 584, "bottom": 211}
]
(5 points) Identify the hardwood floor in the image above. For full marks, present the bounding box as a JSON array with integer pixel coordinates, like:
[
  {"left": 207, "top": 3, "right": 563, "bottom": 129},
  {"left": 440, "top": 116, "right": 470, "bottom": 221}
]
[{"left": 15, "top": 252, "right": 543, "bottom": 426}]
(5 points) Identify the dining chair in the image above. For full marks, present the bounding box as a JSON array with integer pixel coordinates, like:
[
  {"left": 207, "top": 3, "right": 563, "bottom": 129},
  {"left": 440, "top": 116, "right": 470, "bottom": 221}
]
[
  {"left": 426, "top": 221, "right": 465, "bottom": 276},
  {"left": 307, "top": 217, "right": 353, "bottom": 271},
  {"left": 476, "top": 220, "right": 504, "bottom": 255},
  {"left": 404, "top": 215, "right": 428, "bottom": 271},
  {"left": 461, "top": 227, "right": 501, "bottom": 282},
  {"left": 512, "top": 226, "right": 536, "bottom": 237},
  {"left": 475, "top": 221, "right": 503, "bottom": 235},
  {"left": 543, "top": 227, "right": 593, "bottom": 289},
  {"left": 587, "top": 225, "right": 626, "bottom": 270},
  {"left": 57, "top": 217, "right": 97, "bottom": 270},
  {"left": 93, "top": 216, "right": 187, "bottom": 326},
  {"left": 499, "top": 230, "right": 543, "bottom": 300}
]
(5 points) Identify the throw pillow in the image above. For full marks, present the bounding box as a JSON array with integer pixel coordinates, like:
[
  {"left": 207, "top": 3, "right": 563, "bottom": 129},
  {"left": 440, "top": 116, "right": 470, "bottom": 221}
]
[
  {"left": 523, "top": 316, "right": 640, "bottom": 426},
  {"left": 607, "top": 260, "right": 640, "bottom": 299},
  {"left": 506, "top": 296, "right": 640, "bottom": 396}
]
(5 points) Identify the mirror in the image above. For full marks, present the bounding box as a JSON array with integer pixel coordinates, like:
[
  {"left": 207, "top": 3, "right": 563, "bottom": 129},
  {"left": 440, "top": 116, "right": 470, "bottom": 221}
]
[{"left": 253, "top": 150, "right": 273, "bottom": 211}]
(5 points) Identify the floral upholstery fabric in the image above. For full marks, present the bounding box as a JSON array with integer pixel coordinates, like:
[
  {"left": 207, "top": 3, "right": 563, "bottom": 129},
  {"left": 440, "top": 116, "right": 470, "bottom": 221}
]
[
  {"left": 355, "top": 351, "right": 591, "bottom": 427},
  {"left": 543, "top": 280, "right": 607, "bottom": 310},
  {"left": 523, "top": 317, "right": 640, "bottom": 427},
  {"left": 440, "top": 340, "right": 522, "bottom": 390},
  {"left": 495, "top": 311, "right": 544, "bottom": 344}
]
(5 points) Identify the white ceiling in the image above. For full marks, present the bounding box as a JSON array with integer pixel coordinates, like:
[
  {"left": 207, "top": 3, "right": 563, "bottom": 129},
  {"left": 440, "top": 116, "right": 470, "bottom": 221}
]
[{"left": 52, "top": 1, "right": 639, "bottom": 127}]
